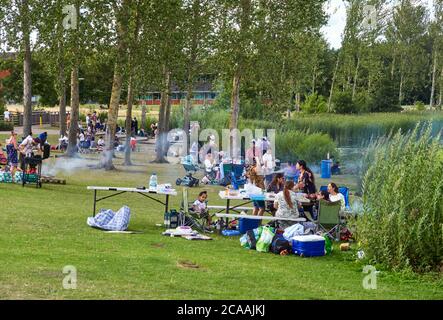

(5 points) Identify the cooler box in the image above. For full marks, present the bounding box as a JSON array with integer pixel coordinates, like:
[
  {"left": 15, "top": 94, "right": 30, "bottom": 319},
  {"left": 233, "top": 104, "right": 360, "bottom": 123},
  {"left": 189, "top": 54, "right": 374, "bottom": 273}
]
[
  {"left": 292, "top": 235, "right": 325, "bottom": 257},
  {"left": 239, "top": 218, "right": 260, "bottom": 234}
]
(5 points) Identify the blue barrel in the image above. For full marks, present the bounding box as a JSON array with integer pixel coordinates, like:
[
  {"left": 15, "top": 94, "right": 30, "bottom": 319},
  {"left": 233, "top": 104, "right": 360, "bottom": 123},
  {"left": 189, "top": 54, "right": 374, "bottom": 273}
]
[{"left": 321, "top": 160, "right": 332, "bottom": 179}]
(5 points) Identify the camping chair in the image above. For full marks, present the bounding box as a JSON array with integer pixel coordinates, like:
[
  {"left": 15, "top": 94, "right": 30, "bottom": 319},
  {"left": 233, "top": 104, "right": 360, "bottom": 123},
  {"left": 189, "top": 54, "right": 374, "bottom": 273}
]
[
  {"left": 320, "top": 185, "right": 351, "bottom": 210},
  {"left": 180, "top": 187, "right": 211, "bottom": 233},
  {"left": 231, "top": 164, "right": 246, "bottom": 187},
  {"left": 317, "top": 199, "right": 342, "bottom": 241}
]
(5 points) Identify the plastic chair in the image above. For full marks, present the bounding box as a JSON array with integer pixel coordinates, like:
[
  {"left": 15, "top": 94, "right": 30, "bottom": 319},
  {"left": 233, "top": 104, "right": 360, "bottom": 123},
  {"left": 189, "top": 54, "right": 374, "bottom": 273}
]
[{"left": 317, "top": 199, "right": 342, "bottom": 241}]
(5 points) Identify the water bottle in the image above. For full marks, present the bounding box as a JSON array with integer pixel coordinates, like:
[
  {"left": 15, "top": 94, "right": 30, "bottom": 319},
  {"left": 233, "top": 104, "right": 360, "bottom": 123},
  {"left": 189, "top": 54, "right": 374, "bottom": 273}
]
[{"left": 149, "top": 172, "right": 158, "bottom": 191}]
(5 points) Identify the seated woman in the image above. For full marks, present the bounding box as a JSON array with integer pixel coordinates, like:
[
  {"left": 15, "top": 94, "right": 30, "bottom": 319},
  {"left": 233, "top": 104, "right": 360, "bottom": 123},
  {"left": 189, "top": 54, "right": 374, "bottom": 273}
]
[
  {"left": 192, "top": 191, "right": 212, "bottom": 229},
  {"left": 273, "top": 181, "right": 300, "bottom": 229},
  {"left": 327, "top": 182, "right": 345, "bottom": 212},
  {"left": 266, "top": 173, "right": 285, "bottom": 216}
]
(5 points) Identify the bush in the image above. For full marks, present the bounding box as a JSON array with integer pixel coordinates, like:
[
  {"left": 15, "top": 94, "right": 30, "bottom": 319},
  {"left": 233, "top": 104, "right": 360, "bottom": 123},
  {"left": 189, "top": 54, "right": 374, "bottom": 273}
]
[
  {"left": 275, "top": 131, "right": 337, "bottom": 163},
  {"left": 358, "top": 123, "right": 443, "bottom": 272},
  {"left": 332, "top": 91, "right": 358, "bottom": 114},
  {"left": 0, "top": 120, "right": 14, "bottom": 131},
  {"left": 301, "top": 92, "right": 328, "bottom": 114},
  {"left": 369, "top": 77, "right": 402, "bottom": 112},
  {"left": 98, "top": 112, "right": 108, "bottom": 123},
  {"left": 415, "top": 101, "right": 426, "bottom": 111}
]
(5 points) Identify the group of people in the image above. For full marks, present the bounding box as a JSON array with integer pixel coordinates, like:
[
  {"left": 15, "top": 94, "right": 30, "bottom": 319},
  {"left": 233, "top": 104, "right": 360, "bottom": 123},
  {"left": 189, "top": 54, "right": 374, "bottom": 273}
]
[
  {"left": 1, "top": 130, "right": 47, "bottom": 181},
  {"left": 247, "top": 159, "right": 346, "bottom": 230}
]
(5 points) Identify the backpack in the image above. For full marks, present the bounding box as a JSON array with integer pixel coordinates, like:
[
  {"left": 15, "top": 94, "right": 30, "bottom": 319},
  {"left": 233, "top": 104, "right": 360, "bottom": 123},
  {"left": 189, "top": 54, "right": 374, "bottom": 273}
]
[{"left": 271, "top": 234, "right": 291, "bottom": 254}]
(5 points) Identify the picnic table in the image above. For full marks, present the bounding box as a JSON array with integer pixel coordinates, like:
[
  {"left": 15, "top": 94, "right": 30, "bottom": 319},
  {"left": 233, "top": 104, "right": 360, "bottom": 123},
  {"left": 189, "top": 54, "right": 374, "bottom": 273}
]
[
  {"left": 86, "top": 186, "right": 177, "bottom": 216},
  {"left": 215, "top": 190, "right": 311, "bottom": 225},
  {"left": 217, "top": 190, "right": 311, "bottom": 213}
]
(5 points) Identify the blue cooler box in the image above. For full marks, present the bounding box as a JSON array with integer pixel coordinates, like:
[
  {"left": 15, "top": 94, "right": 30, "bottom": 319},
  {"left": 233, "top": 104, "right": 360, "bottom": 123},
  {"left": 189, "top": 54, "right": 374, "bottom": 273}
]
[
  {"left": 292, "top": 235, "right": 325, "bottom": 257},
  {"left": 239, "top": 218, "right": 260, "bottom": 234}
]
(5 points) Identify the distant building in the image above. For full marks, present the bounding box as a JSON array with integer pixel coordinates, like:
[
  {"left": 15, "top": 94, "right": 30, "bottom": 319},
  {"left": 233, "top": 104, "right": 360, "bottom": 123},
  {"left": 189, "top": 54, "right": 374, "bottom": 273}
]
[{"left": 137, "top": 77, "right": 218, "bottom": 106}]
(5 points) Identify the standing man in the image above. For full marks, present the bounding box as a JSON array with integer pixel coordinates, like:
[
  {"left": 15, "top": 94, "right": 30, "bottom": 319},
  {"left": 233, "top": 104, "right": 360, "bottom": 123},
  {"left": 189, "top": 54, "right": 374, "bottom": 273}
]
[{"left": 4, "top": 108, "right": 10, "bottom": 122}]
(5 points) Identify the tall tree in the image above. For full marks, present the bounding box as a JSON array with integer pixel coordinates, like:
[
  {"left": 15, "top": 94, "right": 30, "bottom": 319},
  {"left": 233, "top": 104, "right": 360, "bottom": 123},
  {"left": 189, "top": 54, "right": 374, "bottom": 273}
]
[
  {"left": 100, "top": 0, "right": 131, "bottom": 170},
  {"left": 124, "top": 0, "right": 142, "bottom": 166},
  {"left": 1, "top": 0, "right": 38, "bottom": 136},
  {"left": 182, "top": 0, "right": 213, "bottom": 153},
  {"left": 139, "top": 0, "right": 185, "bottom": 163}
]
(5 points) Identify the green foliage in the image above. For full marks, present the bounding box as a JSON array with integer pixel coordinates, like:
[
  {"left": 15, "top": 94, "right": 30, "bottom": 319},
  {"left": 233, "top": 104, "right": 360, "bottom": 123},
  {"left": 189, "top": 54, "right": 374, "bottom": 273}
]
[
  {"left": 332, "top": 91, "right": 358, "bottom": 114},
  {"left": 358, "top": 123, "right": 443, "bottom": 272},
  {"left": 286, "top": 112, "right": 443, "bottom": 146},
  {"left": 369, "top": 76, "right": 402, "bottom": 112},
  {"left": 301, "top": 92, "right": 328, "bottom": 114},
  {"left": 415, "top": 101, "right": 426, "bottom": 111},
  {"left": 276, "top": 131, "right": 337, "bottom": 163},
  {"left": 0, "top": 121, "right": 14, "bottom": 131}
]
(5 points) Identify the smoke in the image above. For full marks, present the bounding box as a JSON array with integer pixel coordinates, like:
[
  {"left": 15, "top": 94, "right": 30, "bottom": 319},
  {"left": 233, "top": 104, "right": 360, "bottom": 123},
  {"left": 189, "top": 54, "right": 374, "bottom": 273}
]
[{"left": 42, "top": 157, "right": 96, "bottom": 177}]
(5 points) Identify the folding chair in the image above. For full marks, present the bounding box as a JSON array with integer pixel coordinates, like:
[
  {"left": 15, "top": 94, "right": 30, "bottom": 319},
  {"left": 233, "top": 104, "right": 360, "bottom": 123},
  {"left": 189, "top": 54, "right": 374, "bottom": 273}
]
[
  {"left": 317, "top": 199, "right": 342, "bottom": 241},
  {"left": 180, "top": 187, "right": 211, "bottom": 233}
]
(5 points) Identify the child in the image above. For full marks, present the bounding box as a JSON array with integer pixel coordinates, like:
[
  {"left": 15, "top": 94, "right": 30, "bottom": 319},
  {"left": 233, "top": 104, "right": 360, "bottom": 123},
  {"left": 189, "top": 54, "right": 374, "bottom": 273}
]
[
  {"left": 0, "top": 143, "right": 7, "bottom": 165},
  {"left": 192, "top": 191, "right": 212, "bottom": 229}
]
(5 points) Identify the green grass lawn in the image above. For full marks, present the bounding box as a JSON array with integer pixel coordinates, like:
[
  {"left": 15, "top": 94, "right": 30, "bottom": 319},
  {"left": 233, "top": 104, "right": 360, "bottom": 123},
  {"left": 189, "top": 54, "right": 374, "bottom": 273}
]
[{"left": 0, "top": 150, "right": 442, "bottom": 300}]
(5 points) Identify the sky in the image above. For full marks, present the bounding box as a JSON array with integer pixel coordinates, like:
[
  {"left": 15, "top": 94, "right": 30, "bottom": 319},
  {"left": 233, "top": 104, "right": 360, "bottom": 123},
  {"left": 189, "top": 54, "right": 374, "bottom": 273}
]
[{"left": 322, "top": 0, "right": 436, "bottom": 49}]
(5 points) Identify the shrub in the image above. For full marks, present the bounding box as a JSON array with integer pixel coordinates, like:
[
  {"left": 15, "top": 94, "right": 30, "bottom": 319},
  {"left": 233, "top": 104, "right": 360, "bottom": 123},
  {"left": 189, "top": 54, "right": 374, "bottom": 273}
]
[
  {"left": 357, "top": 123, "right": 443, "bottom": 272},
  {"left": 369, "top": 76, "right": 402, "bottom": 112},
  {"left": 275, "top": 131, "right": 337, "bottom": 163},
  {"left": 332, "top": 91, "right": 358, "bottom": 114},
  {"left": 0, "top": 120, "right": 14, "bottom": 131},
  {"left": 415, "top": 101, "right": 426, "bottom": 111},
  {"left": 301, "top": 92, "right": 328, "bottom": 114}
]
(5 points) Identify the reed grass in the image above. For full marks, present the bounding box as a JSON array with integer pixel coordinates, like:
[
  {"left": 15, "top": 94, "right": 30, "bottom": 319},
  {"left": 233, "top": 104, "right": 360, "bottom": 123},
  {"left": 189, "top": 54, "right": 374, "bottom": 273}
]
[{"left": 357, "top": 123, "right": 443, "bottom": 272}]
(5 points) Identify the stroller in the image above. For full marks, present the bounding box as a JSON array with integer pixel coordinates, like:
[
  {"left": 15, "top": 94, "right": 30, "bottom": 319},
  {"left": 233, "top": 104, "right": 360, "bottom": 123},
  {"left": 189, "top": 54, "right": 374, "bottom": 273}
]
[{"left": 176, "top": 155, "right": 200, "bottom": 188}]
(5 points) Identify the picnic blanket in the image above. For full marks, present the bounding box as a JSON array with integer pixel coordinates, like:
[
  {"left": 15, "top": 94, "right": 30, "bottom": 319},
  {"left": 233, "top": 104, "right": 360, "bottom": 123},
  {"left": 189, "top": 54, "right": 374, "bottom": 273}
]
[{"left": 87, "top": 206, "right": 131, "bottom": 231}]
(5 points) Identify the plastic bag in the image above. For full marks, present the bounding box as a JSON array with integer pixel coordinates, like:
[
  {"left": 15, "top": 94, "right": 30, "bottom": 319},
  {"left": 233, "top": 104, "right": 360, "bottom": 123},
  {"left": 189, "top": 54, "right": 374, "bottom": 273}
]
[
  {"left": 240, "top": 234, "right": 250, "bottom": 249},
  {"left": 324, "top": 234, "right": 333, "bottom": 255},
  {"left": 256, "top": 226, "right": 275, "bottom": 253},
  {"left": 283, "top": 223, "right": 304, "bottom": 241}
]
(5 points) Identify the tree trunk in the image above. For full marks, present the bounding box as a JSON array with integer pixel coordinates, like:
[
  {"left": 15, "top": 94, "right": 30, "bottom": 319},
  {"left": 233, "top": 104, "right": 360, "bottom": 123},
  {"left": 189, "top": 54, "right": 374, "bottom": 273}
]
[
  {"left": 153, "top": 68, "right": 171, "bottom": 163},
  {"left": 399, "top": 72, "right": 404, "bottom": 106},
  {"left": 58, "top": 44, "right": 67, "bottom": 137},
  {"left": 229, "top": 71, "right": 241, "bottom": 158},
  {"left": 311, "top": 65, "right": 317, "bottom": 94},
  {"left": 439, "top": 68, "right": 443, "bottom": 107},
  {"left": 352, "top": 54, "right": 360, "bottom": 100},
  {"left": 184, "top": 83, "right": 192, "bottom": 155},
  {"left": 67, "top": 67, "right": 79, "bottom": 157},
  {"left": 101, "top": 68, "right": 123, "bottom": 170},
  {"left": 22, "top": 7, "right": 32, "bottom": 137},
  {"left": 430, "top": 48, "right": 438, "bottom": 109},
  {"left": 328, "top": 56, "right": 340, "bottom": 112},
  {"left": 100, "top": 1, "right": 130, "bottom": 170},
  {"left": 124, "top": 76, "right": 134, "bottom": 166}
]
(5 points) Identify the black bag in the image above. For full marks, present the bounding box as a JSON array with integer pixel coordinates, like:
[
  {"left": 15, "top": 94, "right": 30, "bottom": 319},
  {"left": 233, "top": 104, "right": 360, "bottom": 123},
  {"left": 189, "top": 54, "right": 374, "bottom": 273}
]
[
  {"left": 270, "top": 234, "right": 291, "bottom": 254},
  {"left": 246, "top": 230, "right": 257, "bottom": 250}
]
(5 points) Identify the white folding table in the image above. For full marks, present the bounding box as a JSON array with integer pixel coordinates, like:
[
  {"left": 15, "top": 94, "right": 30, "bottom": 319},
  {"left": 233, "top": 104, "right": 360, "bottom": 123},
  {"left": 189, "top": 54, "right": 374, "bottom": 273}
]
[
  {"left": 87, "top": 186, "right": 177, "bottom": 216},
  {"left": 217, "top": 190, "right": 311, "bottom": 225}
]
